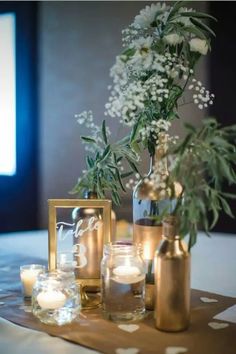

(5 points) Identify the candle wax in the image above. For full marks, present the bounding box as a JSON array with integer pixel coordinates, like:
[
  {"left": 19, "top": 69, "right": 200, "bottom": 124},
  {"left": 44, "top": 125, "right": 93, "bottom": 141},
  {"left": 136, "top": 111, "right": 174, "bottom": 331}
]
[
  {"left": 113, "top": 265, "right": 144, "bottom": 285},
  {"left": 20, "top": 269, "right": 41, "bottom": 297},
  {"left": 37, "top": 290, "right": 66, "bottom": 309}
]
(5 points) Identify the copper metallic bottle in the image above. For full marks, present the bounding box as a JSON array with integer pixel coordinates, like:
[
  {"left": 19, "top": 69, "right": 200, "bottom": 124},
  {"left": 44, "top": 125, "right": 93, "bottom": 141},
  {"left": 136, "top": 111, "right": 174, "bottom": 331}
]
[
  {"left": 154, "top": 216, "right": 190, "bottom": 332},
  {"left": 133, "top": 135, "right": 181, "bottom": 310}
]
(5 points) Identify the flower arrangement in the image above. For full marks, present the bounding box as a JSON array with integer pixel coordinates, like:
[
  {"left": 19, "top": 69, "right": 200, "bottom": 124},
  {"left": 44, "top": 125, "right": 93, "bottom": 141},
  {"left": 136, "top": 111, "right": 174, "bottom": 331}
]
[
  {"left": 105, "top": 1, "right": 216, "bottom": 156},
  {"left": 71, "top": 1, "right": 236, "bottom": 248}
]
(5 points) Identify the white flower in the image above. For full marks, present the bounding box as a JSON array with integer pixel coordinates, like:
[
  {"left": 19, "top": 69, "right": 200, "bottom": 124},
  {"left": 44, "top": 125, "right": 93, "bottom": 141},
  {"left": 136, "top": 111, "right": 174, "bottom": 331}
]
[
  {"left": 130, "top": 37, "right": 154, "bottom": 70},
  {"left": 133, "top": 3, "right": 168, "bottom": 29},
  {"left": 164, "top": 33, "right": 184, "bottom": 46},
  {"left": 189, "top": 38, "right": 208, "bottom": 55},
  {"left": 132, "top": 36, "right": 153, "bottom": 50}
]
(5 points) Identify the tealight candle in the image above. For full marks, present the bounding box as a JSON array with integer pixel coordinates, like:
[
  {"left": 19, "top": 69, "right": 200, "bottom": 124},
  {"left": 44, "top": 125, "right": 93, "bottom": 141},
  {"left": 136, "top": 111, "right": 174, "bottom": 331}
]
[
  {"left": 37, "top": 290, "right": 66, "bottom": 309},
  {"left": 32, "top": 271, "right": 80, "bottom": 325},
  {"left": 101, "top": 243, "right": 146, "bottom": 321},
  {"left": 113, "top": 265, "right": 144, "bottom": 284},
  {"left": 20, "top": 265, "right": 46, "bottom": 298}
]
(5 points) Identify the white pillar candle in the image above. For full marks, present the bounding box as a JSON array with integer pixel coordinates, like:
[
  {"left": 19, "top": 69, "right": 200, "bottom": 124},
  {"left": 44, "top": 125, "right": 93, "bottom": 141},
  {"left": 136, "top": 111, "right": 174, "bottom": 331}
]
[
  {"left": 37, "top": 290, "right": 66, "bottom": 309},
  {"left": 20, "top": 267, "right": 44, "bottom": 297},
  {"left": 113, "top": 265, "right": 144, "bottom": 284}
]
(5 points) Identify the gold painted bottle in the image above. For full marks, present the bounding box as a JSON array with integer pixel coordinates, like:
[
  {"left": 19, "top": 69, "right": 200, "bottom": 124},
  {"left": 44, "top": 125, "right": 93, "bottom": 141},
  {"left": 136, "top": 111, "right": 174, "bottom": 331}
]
[
  {"left": 72, "top": 191, "right": 116, "bottom": 292},
  {"left": 154, "top": 216, "right": 190, "bottom": 332},
  {"left": 133, "top": 135, "right": 180, "bottom": 310}
]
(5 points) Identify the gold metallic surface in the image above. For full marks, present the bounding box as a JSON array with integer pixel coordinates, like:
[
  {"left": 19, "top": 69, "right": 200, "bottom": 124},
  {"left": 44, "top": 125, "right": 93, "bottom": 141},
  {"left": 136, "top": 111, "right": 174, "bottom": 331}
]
[
  {"left": 80, "top": 285, "right": 101, "bottom": 309},
  {"left": 73, "top": 208, "right": 104, "bottom": 280},
  {"left": 48, "top": 199, "right": 111, "bottom": 291},
  {"left": 111, "top": 210, "right": 116, "bottom": 242},
  {"left": 133, "top": 224, "right": 162, "bottom": 310},
  {"left": 133, "top": 224, "right": 162, "bottom": 260},
  {"left": 134, "top": 177, "right": 182, "bottom": 201},
  {"left": 155, "top": 218, "right": 190, "bottom": 332},
  {"left": 48, "top": 204, "right": 56, "bottom": 271},
  {"left": 145, "top": 284, "right": 155, "bottom": 311},
  {"left": 72, "top": 195, "right": 116, "bottom": 292},
  {"left": 133, "top": 142, "right": 183, "bottom": 310}
]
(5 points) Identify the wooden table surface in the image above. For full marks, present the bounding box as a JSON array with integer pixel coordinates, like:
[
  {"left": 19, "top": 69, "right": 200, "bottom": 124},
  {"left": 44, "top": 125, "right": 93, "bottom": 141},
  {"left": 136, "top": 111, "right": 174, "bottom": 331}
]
[{"left": 0, "top": 229, "right": 235, "bottom": 354}]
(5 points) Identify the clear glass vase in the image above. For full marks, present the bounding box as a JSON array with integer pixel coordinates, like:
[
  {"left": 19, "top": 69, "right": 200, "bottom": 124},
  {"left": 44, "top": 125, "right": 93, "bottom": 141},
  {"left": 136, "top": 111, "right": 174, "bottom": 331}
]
[{"left": 101, "top": 243, "right": 145, "bottom": 322}]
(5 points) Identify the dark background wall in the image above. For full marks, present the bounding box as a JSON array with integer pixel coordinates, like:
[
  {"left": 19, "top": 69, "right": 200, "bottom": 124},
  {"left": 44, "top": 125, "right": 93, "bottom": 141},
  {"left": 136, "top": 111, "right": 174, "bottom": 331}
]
[
  {"left": 0, "top": 1, "right": 235, "bottom": 234},
  {"left": 209, "top": 2, "right": 236, "bottom": 232},
  {"left": 37, "top": 1, "right": 207, "bottom": 228}
]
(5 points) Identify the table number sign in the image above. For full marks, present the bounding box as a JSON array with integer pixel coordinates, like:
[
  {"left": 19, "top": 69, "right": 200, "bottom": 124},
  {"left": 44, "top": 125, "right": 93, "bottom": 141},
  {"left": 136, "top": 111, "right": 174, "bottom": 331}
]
[{"left": 48, "top": 199, "right": 111, "bottom": 289}]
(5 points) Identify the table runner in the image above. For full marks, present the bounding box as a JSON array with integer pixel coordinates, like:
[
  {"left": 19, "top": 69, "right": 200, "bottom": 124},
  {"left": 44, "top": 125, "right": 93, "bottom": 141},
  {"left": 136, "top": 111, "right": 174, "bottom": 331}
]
[{"left": 0, "top": 252, "right": 236, "bottom": 354}]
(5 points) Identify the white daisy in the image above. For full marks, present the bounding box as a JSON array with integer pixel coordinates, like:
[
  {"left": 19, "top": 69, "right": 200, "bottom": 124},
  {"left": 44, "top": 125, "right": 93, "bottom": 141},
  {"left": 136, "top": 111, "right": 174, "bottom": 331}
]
[{"left": 133, "top": 3, "right": 168, "bottom": 29}]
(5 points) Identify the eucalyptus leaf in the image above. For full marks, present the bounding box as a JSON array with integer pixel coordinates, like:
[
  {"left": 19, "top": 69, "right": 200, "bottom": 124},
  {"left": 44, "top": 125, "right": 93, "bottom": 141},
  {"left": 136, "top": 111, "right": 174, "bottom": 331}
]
[
  {"left": 167, "top": 1, "right": 186, "bottom": 20},
  {"left": 102, "top": 120, "right": 108, "bottom": 144},
  {"left": 184, "top": 26, "right": 207, "bottom": 40},
  {"left": 121, "top": 171, "right": 134, "bottom": 178},
  {"left": 81, "top": 136, "right": 97, "bottom": 144},
  {"left": 179, "top": 11, "right": 217, "bottom": 22},
  {"left": 190, "top": 17, "right": 216, "bottom": 37}
]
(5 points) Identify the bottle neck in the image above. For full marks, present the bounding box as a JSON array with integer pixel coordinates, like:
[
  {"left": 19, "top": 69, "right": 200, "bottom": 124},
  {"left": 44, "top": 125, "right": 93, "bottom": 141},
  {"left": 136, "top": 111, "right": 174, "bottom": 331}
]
[
  {"left": 84, "top": 190, "right": 98, "bottom": 199},
  {"left": 163, "top": 215, "right": 179, "bottom": 241},
  {"left": 148, "top": 144, "right": 168, "bottom": 175}
]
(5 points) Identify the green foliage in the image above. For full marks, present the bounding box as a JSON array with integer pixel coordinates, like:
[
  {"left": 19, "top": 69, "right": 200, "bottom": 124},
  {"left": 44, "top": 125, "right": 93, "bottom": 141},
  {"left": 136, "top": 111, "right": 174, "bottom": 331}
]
[
  {"left": 168, "top": 118, "right": 236, "bottom": 250},
  {"left": 70, "top": 120, "right": 139, "bottom": 205}
]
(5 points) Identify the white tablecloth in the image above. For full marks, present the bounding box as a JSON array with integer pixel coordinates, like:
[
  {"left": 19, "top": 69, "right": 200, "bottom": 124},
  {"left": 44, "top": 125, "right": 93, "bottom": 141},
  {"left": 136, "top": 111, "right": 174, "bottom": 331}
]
[{"left": 0, "top": 229, "right": 235, "bottom": 354}]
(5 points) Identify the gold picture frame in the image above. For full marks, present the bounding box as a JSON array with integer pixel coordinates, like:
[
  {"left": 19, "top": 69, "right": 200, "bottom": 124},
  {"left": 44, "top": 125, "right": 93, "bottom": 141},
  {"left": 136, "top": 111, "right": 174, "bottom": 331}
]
[{"left": 48, "top": 199, "right": 111, "bottom": 288}]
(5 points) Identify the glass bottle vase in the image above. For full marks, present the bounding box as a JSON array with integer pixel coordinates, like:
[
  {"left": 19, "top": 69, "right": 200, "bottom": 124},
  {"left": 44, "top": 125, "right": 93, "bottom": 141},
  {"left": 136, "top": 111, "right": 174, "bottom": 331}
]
[{"left": 133, "top": 142, "right": 181, "bottom": 309}]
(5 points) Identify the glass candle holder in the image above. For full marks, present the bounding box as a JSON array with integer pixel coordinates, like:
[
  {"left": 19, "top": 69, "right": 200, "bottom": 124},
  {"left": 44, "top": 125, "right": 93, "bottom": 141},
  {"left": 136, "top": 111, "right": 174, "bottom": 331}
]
[
  {"left": 57, "top": 252, "right": 77, "bottom": 273},
  {"left": 32, "top": 271, "right": 80, "bottom": 325},
  {"left": 20, "top": 264, "right": 46, "bottom": 298},
  {"left": 101, "top": 243, "right": 145, "bottom": 322}
]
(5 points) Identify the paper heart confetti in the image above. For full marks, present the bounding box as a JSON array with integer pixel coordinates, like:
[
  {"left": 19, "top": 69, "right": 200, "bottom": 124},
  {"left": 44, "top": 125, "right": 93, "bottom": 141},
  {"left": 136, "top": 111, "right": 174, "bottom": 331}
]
[
  {"left": 165, "top": 347, "right": 188, "bottom": 354},
  {"left": 200, "top": 297, "right": 218, "bottom": 303},
  {"left": 213, "top": 304, "right": 236, "bottom": 324},
  {"left": 118, "top": 324, "right": 140, "bottom": 333},
  {"left": 208, "top": 322, "right": 229, "bottom": 330},
  {"left": 116, "top": 348, "right": 139, "bottom": 354}
]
